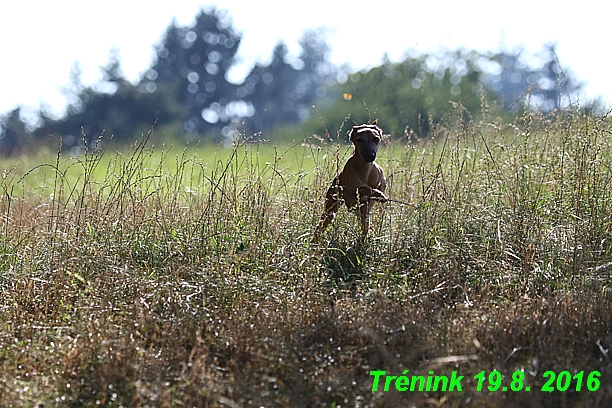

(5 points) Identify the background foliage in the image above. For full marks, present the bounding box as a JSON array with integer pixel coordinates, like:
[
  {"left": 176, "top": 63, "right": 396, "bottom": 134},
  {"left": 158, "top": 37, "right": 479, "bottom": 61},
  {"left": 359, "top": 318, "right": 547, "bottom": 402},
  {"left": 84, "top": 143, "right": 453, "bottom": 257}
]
[{"left": 0, "top": 8, "right": 585, "bottom": 155}]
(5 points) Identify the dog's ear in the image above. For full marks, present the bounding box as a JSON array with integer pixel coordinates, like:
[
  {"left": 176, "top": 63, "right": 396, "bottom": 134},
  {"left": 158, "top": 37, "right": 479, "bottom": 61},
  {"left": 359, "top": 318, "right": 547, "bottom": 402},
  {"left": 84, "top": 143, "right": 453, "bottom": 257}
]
[{"left": 371, "top": 119, "right": 378, "bottom": 126}]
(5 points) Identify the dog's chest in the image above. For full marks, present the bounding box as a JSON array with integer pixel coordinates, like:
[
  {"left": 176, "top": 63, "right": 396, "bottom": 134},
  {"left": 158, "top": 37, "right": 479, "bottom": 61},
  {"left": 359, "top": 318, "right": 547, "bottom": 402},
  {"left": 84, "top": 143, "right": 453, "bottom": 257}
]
[{"left": 340, "top": 162, "right": 380, "bottom": 188}]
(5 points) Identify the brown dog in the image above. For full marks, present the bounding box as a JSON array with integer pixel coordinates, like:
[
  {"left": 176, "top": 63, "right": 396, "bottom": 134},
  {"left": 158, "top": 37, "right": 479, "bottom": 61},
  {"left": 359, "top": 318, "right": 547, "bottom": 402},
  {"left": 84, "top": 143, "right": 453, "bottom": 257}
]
[{"left": 314, "top": 120, "right": 388, "bottom": 241}]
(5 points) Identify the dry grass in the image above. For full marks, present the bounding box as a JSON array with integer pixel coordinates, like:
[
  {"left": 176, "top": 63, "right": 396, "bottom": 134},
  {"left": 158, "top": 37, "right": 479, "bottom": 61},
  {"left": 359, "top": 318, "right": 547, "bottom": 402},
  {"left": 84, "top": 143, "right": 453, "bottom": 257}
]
[{"left": 1, "top": 105, "right": 612, "bottom": 407}]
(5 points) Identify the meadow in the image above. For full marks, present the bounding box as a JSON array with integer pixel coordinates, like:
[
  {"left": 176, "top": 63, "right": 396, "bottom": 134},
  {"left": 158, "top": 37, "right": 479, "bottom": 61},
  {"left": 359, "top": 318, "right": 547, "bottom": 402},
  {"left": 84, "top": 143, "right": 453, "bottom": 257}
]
[{"left": 1, "top": 104, "right": 612, "bottom": 407}]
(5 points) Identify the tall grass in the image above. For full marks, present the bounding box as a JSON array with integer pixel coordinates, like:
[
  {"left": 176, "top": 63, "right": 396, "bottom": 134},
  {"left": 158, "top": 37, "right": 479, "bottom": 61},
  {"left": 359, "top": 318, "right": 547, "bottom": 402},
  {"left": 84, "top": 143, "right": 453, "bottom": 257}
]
[{"left": 1, "top": 106, "right": 612, "bottom": 407}]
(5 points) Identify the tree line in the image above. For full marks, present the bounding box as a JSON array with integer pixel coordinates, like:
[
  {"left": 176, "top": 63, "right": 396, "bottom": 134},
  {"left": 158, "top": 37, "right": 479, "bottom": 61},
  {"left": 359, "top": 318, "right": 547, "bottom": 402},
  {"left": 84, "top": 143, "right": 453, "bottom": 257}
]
[{"left": 0, "top": 8, "right": 584, "bottom": 156}]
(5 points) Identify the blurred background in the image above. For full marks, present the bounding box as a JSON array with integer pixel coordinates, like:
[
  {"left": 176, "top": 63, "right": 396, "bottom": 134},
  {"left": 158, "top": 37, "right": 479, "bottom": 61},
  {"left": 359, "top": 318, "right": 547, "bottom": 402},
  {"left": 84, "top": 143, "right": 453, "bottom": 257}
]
[{"left": 0, "top": 0, "right": 607, "bottom": 156}]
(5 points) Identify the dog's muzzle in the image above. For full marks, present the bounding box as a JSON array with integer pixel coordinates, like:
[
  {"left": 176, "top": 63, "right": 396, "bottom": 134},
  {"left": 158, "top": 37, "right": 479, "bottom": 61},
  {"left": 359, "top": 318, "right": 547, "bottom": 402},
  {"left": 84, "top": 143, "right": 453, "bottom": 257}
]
[{"left": 363, "top": 151, "right": 377, "bottom": 162}]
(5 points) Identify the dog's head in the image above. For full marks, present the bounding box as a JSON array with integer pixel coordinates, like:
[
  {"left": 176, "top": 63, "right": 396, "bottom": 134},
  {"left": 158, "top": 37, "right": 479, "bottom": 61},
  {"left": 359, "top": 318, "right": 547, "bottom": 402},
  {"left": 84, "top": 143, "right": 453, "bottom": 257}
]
[{"left": 349, "top": 120, "right": 383, "bottom": 162}]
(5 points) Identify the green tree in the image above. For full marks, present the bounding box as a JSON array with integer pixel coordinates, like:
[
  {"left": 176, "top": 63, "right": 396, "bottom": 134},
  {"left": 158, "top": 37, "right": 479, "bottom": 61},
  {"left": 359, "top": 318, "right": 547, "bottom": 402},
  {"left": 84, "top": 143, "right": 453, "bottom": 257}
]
[
  {"left": 40, "top": 50, "right": 179, "bottom": 149},
  {"left": 480, "top": 44, "right": 583, "bottom": 112},
  {"left": 0, "top": 108, "right": 31, "bottom": 157},
  {"left": 241, "top": 43, "right": 298, "bottom": 133},
  {"left": 293, "top": 28, "right": 335, "bottom": 119},
  {"left": 143, "top": 8, "right": 241, "bottom": 137},
  {"left": 239, "top": 29, "right": 335, "bottom": 135},
  {"left": 303, "top": 50, "right": 493, "bottom": 139}
]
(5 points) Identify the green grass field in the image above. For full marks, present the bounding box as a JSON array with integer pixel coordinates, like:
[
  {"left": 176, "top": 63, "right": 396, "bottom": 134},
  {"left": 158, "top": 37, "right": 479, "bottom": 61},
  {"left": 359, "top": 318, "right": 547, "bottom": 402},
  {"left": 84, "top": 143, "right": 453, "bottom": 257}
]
[{"left": 1, "top": 107, "right": 612, "bottom": 407}]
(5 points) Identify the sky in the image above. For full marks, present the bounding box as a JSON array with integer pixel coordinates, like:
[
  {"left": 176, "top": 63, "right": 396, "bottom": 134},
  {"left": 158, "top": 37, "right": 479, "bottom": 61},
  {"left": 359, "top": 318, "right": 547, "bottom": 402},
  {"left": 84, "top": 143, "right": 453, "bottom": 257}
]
[{"left": 1, "top": 0, "right": 610, "bottom": 122}]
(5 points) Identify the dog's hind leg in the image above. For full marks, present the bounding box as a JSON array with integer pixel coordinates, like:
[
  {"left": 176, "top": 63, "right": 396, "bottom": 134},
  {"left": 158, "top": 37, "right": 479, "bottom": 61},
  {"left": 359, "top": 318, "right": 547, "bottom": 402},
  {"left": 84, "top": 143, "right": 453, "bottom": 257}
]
[{"left": 314, "top": 184, "right": 342, "bottom": 241}]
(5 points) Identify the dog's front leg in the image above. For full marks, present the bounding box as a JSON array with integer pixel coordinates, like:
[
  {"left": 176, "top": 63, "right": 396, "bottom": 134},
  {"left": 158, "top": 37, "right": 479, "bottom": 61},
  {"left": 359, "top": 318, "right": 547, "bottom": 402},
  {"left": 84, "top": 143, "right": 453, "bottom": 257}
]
[
  {"left": 357, "top": 186, "right": 388, "bottom": 203},
  {"left": 370, "top": 188, "right": 388, "bottom": 202}
]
